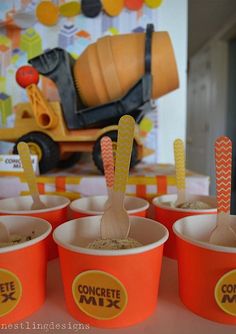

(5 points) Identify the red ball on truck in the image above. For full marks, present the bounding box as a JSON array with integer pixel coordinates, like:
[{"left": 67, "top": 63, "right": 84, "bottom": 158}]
[{"left": 16, "top": 65, "right": 39, "bottom": 88}]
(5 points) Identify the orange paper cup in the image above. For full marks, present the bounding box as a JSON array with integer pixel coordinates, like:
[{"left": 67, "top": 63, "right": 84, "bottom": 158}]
[
  {"left": 0, "top": 215, "right": 51, "bottom": 324},
  {"left": 0, "top": 195, "right": 70, "bottom": 260},
  {"left": 53, "top": 216, "right": 168, "bottom": 328},
  {"left": 173, "top": 214, "right": 236, "bottom": 324},
  {"left": 70, "top": 195, "right": 149, "bottom": 219},
  {"left": 152, "top": 194, "right": 216, "bottom": 259}
]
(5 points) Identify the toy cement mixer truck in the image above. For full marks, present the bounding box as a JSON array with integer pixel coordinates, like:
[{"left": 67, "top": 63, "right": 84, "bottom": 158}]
[{"left": 0, "top": 24, "right": 179, "bottom": 174}]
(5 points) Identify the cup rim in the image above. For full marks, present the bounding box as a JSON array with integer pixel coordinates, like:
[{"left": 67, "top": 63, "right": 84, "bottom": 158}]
[
  {"left": 53, "top": 216, "right": 169, "bottom": 256},
  {"left": 152, "top": 193, "right": 217, "bottom": 213},
  {"left": 0, "top": 194, "right": 70, "bottom": 214},
  {"left": 0, "top": 215, "right": 52, "bottom": 254},
  {"left": 70, "top": 195, "right": 149, "bottom": 215},
  {"left": 173, "top": 214, "right": 236, "bottom": 253}
]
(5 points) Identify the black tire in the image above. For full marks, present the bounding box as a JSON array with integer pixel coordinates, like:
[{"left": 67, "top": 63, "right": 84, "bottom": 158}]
[
  {"left": 13, "top": 132, "right": 60, "bottom": 174},
  {"left": 92, "top": 131, "right": 138, "bottom": 174},
  {"left": 57, "top": 152, "right": 82, "bottom": 169}
]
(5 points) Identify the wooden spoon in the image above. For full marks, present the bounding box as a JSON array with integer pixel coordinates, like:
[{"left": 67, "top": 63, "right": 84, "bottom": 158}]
[
  {"left": 209, "top": 136, "right": 236, "bottom": 246},
  {"left": 174, "top": 138, "right": 186, "bottom": 206},
  {"left": 17, "top": 142, "right": 46, "bottom": 210},
  {"left": 0, "top": 222, "right": 9, "bottom": 243},
  {"left": 101, "top": 136, "right": 114, "bottom": 209},
  {"left": 100, "top": 115, "right": 135, "bottom": 239}
]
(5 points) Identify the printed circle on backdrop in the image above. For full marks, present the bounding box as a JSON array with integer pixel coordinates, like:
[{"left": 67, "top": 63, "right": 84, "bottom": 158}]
[
  {"left": 140, "top": 117, "right": 153, "bottom": 133},
  {"left": 72, "top": 270, "right": 128, "bottom": 320},
  {"left": 59, "top": 1, "right": 81, "bottom": 17},
  {"left": 81, "top": 0, "right": 102, "bottom": 18},
  {"left": 125, "top": 0, "right": 144, "bottom": 11},
  {"left": 0, "top": 269, "right": 22, "bottom": 317},
  {"left": 144, "top": 0, "right": 163, "bottom": 9},
  {"left": 103, "top": 0, "right": 124, "bottom": 17},
  {"left": 215, "top": 269, "right": 236, "bottom": 316},
  {"left": 36, "top": 1, "right": 59, "bottom": 26}
]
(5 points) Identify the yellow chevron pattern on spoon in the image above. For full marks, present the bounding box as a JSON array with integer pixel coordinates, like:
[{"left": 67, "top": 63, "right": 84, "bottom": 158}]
[
  {"left": 174, "top": 138, "right": 186, "bottom": 206},
  {"left": 113, "top": 115, "right": 135, "bottom": 193}
]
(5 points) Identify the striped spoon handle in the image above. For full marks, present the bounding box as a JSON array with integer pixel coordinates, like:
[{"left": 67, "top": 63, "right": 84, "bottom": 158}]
[
  {"left": 113, "top": 115, "right": 135, "bottom": 193},
  {"left": 208, "top": 136, "right": 236, "bottom": 246},
  {"left": 174, "top": 138, "right": 186, "bottom": 205},
  {"left": 215, "top": 136, "right": 232, "bottom": 214},
  {"left": 101, "top": 136, "right": 114, "bottom": 189},
  {"left": 174, "top": 138, "right": 186, "bottom": 191},
  {"left": 17, "top": 142, "right": 46, "bottom": 210},
  {"left": 17, "top": 142, "right": 39, "bottom": 196}
]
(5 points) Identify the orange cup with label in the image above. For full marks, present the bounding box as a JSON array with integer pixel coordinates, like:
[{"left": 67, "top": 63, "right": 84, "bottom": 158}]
[
  {"left": 173, "top": 214, "right": 236, "bottom": 324},
  {"left": 53, "top": 215, "right": 168, "bottom": 328},
  {"left": 0, "top": 215, "right": 51, "bottom": 324},
  {"left": 0, "top": 195, "right": 70, "bottom": 260},
  {"left": 152, "top": 194, "right": 217, "bottom": 259},
  {"left": 70, "top": 195, "right": 149, "bottom": 219}
]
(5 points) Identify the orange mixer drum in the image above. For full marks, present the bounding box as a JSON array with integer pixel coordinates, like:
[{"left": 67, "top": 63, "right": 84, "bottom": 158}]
[{"left": 74, "top": 31, "right": 179, "bottom": 107}]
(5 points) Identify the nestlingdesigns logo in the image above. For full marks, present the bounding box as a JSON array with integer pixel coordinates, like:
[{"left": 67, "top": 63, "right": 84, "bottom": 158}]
[
  {"left": 0, "top": 269, "right": 22, "bottom": 317},
  {"left": 72, "top": 270, "right": 128, "bottom": 320},
  {"left": 215, "top": 269, "right": 236, "bottom": 316}
]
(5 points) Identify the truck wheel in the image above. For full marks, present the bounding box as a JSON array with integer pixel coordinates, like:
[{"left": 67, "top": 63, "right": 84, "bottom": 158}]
[
  {"left": 92, "top": 131, "right": 138, "bottom": 174},
  {"left": 57, "top": 152, "right": 82, "bottom": 169},
  {"left": 13, "top": 132, "right": 60, "bottom": 174}
]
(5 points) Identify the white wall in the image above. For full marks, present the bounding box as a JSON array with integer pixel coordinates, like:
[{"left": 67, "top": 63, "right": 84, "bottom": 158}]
[
  {"left": 186, "top": 14, "right": 236, "bottom": 194},
  {"left": 157, "top": 0, "right": 188, "bottom": 163}
]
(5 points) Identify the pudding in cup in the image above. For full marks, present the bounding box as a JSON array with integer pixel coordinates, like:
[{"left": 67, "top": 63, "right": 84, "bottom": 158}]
[
  {"left": 173, "top": 214, "right": 236, "bottom": 324},
  {"left": 152, "top": 194, "right": 217, "bottom": 259},
  {"left": 0, "top": 195, "right": 70, "bottom": 260},
  {"left": 53, "top": 215, "right": 168, "bottom": 328},
  {"left": 0, "top": 215, "right": 51, "bottom": 324},
  {"left": 70, "top": 195, "right": 149, "bottom": 219}
]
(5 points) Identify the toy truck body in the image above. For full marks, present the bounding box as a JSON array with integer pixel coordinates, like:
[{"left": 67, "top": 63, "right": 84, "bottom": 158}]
[
  {"left": 0, "top": 25, "right": 157, "bottom": 173},
  {"left": 0, "top": 101, "right": 147, "bottom": 173}
]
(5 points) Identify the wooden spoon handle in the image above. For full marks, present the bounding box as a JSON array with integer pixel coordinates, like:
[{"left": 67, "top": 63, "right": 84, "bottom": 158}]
[
  {"left": 113, "top": 115, "right": 135, "bottom": 193},
  {"left": 17, "top": 142, "right": 39, "bottom": 196},
  {"left": 174, "top": 139, "right": 186, "bottom": 190},
  {"left": 215, "top": 136, "right": 232, "bottom": 214},
  {"left": 101, "top": 136, "right": 114, "bottom": 189}
]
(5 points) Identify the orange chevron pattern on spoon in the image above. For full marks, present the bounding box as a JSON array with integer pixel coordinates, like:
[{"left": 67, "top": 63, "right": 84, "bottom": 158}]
[
  {"left": 101, "top": 136, "right": 114, "bottom": 189},
  {"left": 215, "top": 136, "right": 231, "bottom": 214},
  {"left": 209, "top": 136, "right": 236, "bottom": 246}
]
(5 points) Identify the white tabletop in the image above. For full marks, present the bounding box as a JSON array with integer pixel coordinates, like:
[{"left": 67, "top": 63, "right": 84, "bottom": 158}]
[{"left": 1, "top": 257, "right": 236, "bottom": 334}]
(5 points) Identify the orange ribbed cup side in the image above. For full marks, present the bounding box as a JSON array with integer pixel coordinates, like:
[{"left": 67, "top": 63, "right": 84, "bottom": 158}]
[
  {"left": 0, "top": 241, "right": 48, "bottom": 324},
  {"left": 57, "top": 241, "right": 163, "bottom": 328}
]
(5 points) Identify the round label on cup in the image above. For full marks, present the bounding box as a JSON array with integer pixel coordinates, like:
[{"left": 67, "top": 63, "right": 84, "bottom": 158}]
[
  {"left": 0, "top": 269, "right": 22, "bottom": 317},
  {"left": 215, "top": 269, "right": 236, "bottom": 316},
  {"left": 72, "top": 270, "right": 128, "bottom": 320}
]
